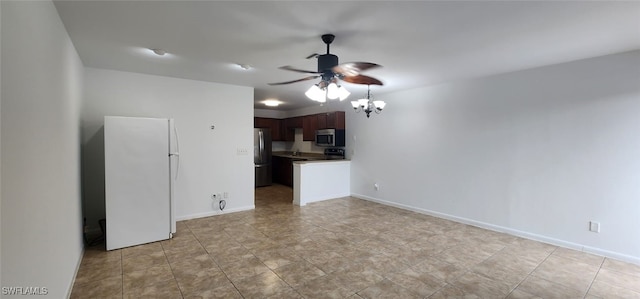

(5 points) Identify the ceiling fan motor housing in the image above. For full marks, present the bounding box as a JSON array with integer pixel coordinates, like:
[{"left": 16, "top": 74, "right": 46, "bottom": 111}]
[
  {"left": 317, "top": 54, "right": 338, "bottom": 71},
  {"left": 318, "top": 53, "right": 338, "bottom": 76}
]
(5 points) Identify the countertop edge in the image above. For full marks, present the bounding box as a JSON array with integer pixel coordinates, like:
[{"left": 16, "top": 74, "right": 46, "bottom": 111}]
[{"left": 293, "top": 159, "right": 351, "bottom": 165}]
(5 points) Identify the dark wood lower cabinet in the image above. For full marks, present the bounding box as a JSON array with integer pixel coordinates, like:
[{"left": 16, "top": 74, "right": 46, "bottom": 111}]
[{"left": 272, "top": 156, "right": 304, "bottom": 187}]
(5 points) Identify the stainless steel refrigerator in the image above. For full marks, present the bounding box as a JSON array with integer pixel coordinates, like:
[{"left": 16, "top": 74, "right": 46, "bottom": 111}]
[
  {"left": 254, "top": 128, "right": 272, "bottom": 187},
  {"left": 104, "top": 116, "right": 179, "bottom": 250}
]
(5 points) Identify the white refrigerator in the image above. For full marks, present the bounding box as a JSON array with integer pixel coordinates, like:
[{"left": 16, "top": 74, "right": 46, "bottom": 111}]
[{"left": 104, "top": 116, "right": 178, "bottom": 251}]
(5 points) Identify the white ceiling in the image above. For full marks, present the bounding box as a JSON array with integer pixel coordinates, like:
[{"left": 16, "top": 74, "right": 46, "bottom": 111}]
[{"left": 53, "top": 1, "right": 640, "bottom": 111}]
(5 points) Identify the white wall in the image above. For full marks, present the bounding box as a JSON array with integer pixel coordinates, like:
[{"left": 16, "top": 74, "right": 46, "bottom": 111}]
[
  {"left": 82, "top": 68, "right": 254, "bottom": 230},
  {"left": 254, "top": 108, "right": 287, "bottom": 119},
  {"left": 349, "top": 51, "right": 640, "bottom": 264},
  {"left": 1, "top": 1, "right": 84, "bottom": 297},
  {"left": 286, "top": 101, "right": 347, "bottom": 118}
]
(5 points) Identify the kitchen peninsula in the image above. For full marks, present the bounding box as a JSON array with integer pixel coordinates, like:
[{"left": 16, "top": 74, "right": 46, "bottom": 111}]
[{"left": 293, "top": 159, "right": 350, "bottom": 206}]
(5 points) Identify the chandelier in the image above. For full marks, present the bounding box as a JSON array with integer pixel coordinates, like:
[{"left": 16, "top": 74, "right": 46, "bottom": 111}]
[{"left": 351, "top": 85, "right": 386, "bottom": 118}]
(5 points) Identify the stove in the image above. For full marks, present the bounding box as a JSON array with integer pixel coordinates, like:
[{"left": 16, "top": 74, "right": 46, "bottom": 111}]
[{"left": 324, "top": 148, "right": 346, "bottom": 160}]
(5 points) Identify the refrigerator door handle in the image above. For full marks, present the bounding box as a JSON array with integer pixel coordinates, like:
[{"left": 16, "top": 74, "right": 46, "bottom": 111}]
[
  {"left": 169, "top": 152, "right": 180, "bottom": 181},
  {"left": 259, "top": 130, "right": 264, "bottom": 164},
  {"left": 170, "top": 122, "right": 180, "bottom": 181}
]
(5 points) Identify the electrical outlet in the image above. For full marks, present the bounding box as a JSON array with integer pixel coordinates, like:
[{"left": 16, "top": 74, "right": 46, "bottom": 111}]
[
  {"left": 589, "top": 221, "right": 601, "bottom": 233},
  {"left": 236, "top": 148, "right": 249, "bottom": 155}
]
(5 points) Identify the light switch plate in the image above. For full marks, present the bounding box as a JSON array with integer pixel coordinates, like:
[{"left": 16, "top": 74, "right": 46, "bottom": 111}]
[{"left": 589, "top": 221, "right": 600, "bottom": 233}]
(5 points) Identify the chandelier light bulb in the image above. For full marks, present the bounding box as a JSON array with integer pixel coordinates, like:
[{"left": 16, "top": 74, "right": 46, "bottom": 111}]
[{"left": 373, "top": 100, "right": 386, "bottom": 110}]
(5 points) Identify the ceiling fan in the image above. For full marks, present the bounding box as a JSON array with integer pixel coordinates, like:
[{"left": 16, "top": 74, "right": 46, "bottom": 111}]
[{"left": 268, "top": 34, "right": 383, "bottom": 90}]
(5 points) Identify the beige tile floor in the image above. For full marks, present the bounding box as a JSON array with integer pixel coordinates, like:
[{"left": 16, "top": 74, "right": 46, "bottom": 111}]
[{"left": 71, "top": 184, "right": 640, "bottom": 298}]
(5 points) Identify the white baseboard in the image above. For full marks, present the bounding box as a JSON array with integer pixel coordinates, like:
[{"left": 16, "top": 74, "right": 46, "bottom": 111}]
[
  {"left": 299, "top": 192, "right": 351, "bottom": 206},
  {"left": 176, "top": 205, "right": 255, "bottom": 221},
  {"left": 67, "top": 245, "right": 85, "bottom": 299},
  {"left": 352, "top": 193, "right": 640, "bottom": 265}
]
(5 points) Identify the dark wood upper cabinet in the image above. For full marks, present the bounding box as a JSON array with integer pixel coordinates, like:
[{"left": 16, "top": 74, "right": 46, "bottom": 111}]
[
  {"left": 317, "top": 113, "right": 327, "bottom": 130},
  {"left": 254, "top": 117, "right": 283, "bottom": 141},
  {"left": 283, "top": 117, "right": 303, "bottom": 142},
  {"left": 254, "top": 117, "right": 270, "bottom": 128},
  {"left": 270, "top": 119, "right": 282, "bottom": 141},
  {"left": 255, "top": 112, "right": 344, "bottom": 142},
  {"left": 285, "top": 117, "right": 303, "bottom": 128},
  {"left": 302, "top": 115, "right": 318, "bottom": 141},
  {"left": 317, "top": 111, "right": 345, "bottom": 130}
]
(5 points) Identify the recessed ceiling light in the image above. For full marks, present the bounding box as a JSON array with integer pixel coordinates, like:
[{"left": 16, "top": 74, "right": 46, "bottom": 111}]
[
  {"left": 149, "top": 48, "right": 167, "bottom": 56},
  {"left": 263, "top": 99, "right": 282, "bottom": 107},
  {"left": 236, "top": 63, "right": 251, "bottom": 70}
]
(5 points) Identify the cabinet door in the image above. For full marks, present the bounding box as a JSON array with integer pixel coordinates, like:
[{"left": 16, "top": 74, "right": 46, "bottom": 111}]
[
  {"left": 330, "top": 111, "right": 345, "bottom": 129},
  {"left": 254, "top": 117, "right": 271, "bottom": 128},
  {"left": 272, "top": 156, "right": 295, "bottom": 187},
  {"left": 283, "top": 117, "right": 302, "bottom": 141},
  {"left": 271, "top": 119, "right": 283, "bottom": 141},
  {"left": 315, "top": 112, "right": 345, "bottom": 129},
  {"left": 317, "top": 113, "right": 328, "bottom": 129},
  {"left": 283, "top": 158, "right": 294, "bottom": 187},
  {"left": 285, "top": 117, "right": 303, "bottom": 128},
  {"left": 303, "top": 115, "right": 318, "bottom": 141}
]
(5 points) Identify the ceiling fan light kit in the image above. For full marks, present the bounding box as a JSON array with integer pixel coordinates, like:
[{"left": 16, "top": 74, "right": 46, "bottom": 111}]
[
  {"left": 269, "top": 34, "right": 383, "bottom": 106},
  {"left": 305, "top": 81, "right": 350, "bottom": 103},
  {"left": 335, "top": 84, "right": 351, "bottom": 100},
  {"left": 305, "top": 84, "right": 326, "bottom": 102}
]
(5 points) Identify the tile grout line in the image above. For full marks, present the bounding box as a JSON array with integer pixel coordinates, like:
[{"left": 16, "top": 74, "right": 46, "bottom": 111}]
[
  {"left": 194, "top": 222, "right": 247, "bottom": 298},
  {"left": 502, "top": 244, "right": 557, "bottom": 298},
  {"left": 470, "top": 239, "right": 512, "bottom": 298},
  {"left": 120, "top": 249, "right": 124, "bottom": 299},
  {"left": 582, "top": 257, "right": 606, "bottom": 299},
  {"left": 161, "top": 235, "right": 185, "bottom": 299}
]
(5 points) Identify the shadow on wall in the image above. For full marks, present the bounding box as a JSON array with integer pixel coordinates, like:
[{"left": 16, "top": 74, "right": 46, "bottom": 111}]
[{"left": 81, "top": 126, "right": 106, "bottom": 233}]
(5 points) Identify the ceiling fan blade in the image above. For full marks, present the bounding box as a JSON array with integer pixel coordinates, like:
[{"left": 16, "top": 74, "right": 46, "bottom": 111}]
[
  {"left": 306, "top": 53, "right": 319, "bottom": 59},
  {"left": 279, "top": 66, "right": 320, "bottom": 74},
  {"left": 268, "top": 76, "right": 320, "bottom": 86},
  {"left": 332, "top": 62, "right": 381, "bottom": 77},
  {"left": 341, "top": 75, "right": 383, "bottom": 86}
]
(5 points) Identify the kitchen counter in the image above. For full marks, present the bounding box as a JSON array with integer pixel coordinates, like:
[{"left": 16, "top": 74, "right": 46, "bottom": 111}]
[
  {"left": 272, "top": 151, "right": 345, "bottom": 161},
  {"left": 292, "top": 159, "right": 350, "bottom": 164},
  {"left": 272, "top": 151, "right": 347, "bottom": 188}
]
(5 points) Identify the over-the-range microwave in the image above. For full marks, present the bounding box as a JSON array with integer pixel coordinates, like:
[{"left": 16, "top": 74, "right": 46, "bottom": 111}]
[{"left": 315, "top": 129, "right": 345, "bottom": 147}]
